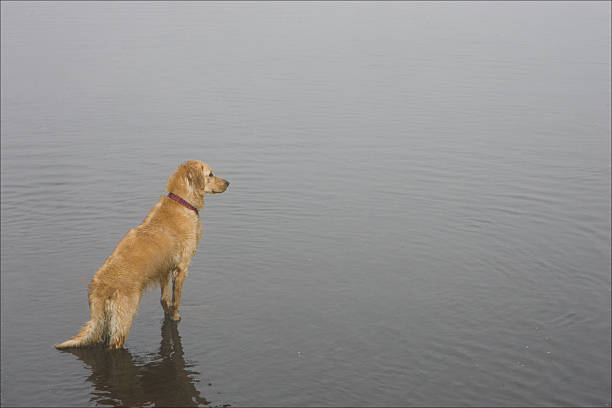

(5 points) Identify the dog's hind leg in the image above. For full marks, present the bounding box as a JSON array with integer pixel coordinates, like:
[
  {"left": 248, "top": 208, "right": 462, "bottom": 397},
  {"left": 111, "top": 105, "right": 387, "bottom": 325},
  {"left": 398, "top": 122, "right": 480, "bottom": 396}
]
[{"left": 107, "top": 293, "right": 140, "bottom": 349}]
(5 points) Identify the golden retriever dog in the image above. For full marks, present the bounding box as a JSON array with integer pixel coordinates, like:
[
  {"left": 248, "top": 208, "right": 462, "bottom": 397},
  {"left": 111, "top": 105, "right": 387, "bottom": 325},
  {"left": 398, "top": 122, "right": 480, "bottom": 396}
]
[{"left": 55, "top": 160, "right": 229, "bottom": 349}]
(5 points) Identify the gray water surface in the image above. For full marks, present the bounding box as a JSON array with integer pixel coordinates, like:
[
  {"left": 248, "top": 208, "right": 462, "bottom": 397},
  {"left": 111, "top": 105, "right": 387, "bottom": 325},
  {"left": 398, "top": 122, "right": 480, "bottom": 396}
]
[{"left": 1, "top": 2, "right": 611, "bottom": 407}]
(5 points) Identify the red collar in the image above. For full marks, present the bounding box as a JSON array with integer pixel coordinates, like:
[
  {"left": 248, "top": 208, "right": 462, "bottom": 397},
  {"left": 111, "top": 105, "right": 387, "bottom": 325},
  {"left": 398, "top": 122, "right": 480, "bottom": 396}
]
[{"left": 167, "top": 192, "right": 199, "bottom": 215}]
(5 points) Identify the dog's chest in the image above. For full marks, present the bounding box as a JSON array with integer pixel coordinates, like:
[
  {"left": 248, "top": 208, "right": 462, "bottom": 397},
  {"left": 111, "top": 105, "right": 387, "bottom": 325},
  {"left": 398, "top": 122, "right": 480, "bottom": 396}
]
[{"left": 180, "top": 222, "right": 201, "bottom": 260}]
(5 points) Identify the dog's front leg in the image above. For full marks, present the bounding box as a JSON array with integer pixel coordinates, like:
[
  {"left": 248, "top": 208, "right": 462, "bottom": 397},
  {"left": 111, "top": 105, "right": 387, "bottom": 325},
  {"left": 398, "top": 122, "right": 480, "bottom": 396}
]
[
  {"left": 169, "top": 263, "right": 189, "bottom": 321},
  {"left": 160, "top": 274, "right": 172, "bottom": 315}
]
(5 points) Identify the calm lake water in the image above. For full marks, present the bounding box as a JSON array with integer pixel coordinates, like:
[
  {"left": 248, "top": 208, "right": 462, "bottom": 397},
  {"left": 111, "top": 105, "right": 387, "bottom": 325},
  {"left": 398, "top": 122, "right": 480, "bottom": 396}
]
[{"left": 1, "top": 2, "right": 610, "bottom": 407}]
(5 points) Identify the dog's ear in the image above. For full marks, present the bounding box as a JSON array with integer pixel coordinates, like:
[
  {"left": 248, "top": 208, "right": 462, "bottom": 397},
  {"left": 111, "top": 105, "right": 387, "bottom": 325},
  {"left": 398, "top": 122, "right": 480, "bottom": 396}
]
[{"left": 186, "top": 164, "right": 206, "bottom": 192}]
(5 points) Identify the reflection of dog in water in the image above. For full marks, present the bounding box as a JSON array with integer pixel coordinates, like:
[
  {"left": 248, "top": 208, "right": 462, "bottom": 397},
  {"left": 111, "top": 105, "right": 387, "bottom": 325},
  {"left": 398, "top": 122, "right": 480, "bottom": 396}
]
[{"left": 60, "top": 319, "right": 217, "bottom": 407}]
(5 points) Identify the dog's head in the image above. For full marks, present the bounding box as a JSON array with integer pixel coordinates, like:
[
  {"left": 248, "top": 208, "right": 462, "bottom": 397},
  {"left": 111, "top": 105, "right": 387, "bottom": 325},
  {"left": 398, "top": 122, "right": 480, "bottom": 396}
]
[{"left": 165, "top": 160, "right": 229, "bottom": 208}]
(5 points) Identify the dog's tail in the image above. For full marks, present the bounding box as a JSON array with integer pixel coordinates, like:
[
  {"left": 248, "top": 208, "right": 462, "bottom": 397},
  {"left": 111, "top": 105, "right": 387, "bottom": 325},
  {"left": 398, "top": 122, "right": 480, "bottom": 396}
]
[{"left": 54, "top": 298, "right": 106, "bottom": 349}]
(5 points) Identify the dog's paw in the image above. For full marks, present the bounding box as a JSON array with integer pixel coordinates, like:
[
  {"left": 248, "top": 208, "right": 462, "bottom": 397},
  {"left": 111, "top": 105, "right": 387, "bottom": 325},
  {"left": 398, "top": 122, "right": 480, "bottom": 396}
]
[{"left": 169, "top": 311, "right": 182, "bottom": 321}]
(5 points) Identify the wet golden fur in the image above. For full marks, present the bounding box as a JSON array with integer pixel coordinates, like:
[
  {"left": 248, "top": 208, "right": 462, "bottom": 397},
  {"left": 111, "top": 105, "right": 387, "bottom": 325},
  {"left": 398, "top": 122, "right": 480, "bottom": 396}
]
[{"left": 55, "top": 160, "right": 229, "bottom": 349}]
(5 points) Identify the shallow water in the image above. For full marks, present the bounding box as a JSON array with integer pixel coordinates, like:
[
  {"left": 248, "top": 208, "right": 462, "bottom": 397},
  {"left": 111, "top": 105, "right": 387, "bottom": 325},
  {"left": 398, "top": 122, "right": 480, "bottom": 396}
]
[{"left": 1, "top": 2, "right": 610, "bottom": 407}]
